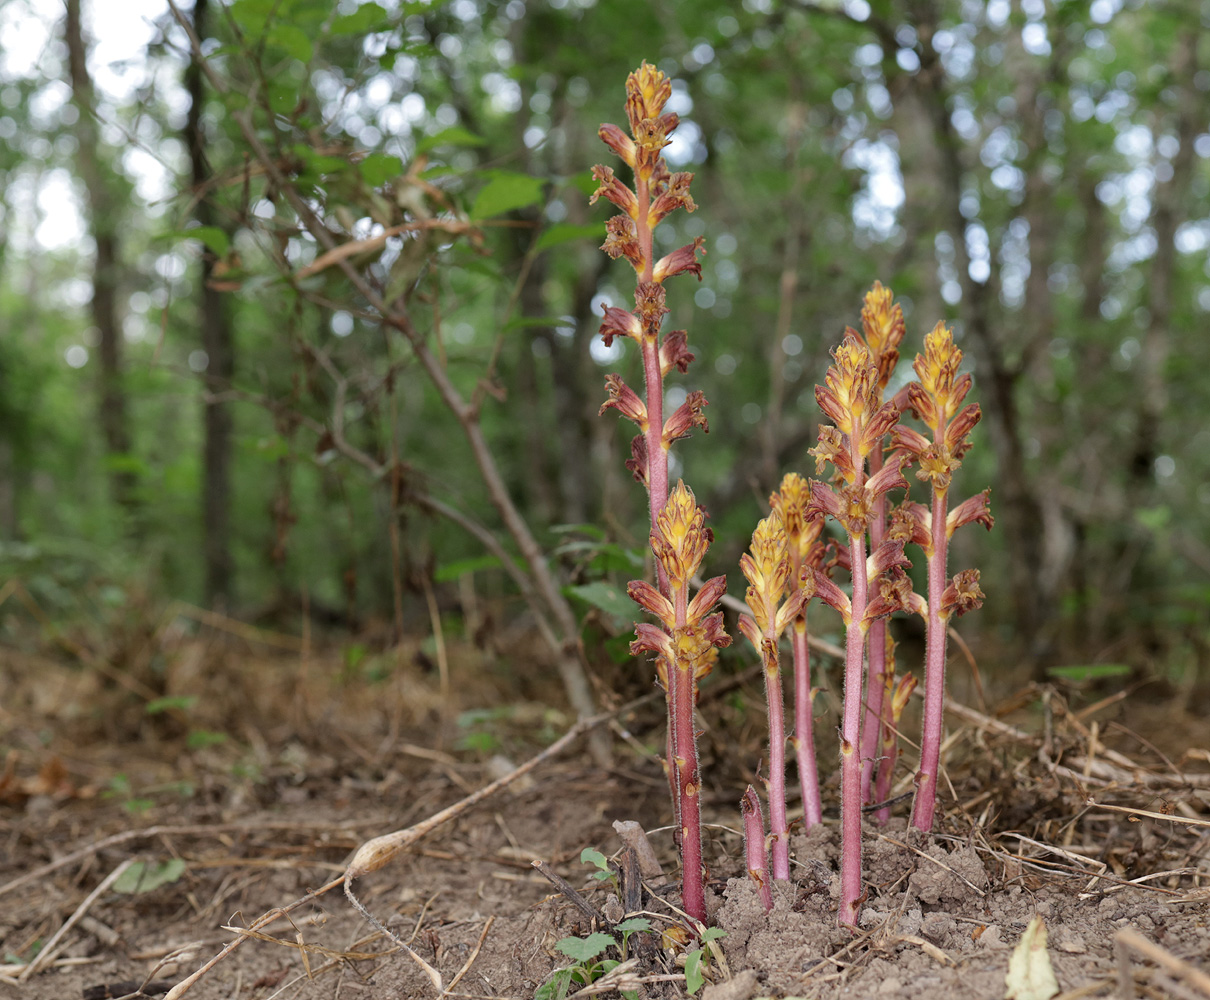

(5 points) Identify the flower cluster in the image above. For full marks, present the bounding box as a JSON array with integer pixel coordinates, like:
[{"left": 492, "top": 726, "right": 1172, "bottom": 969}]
[
  {"left": 627, "top": 481, "right": 730, "bottom": 922},
  {"left": 887, "top": 320, "right": 994, "bottom": 832}
]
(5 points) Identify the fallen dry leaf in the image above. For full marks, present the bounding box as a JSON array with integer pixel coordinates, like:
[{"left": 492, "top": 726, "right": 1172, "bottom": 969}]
[{"left": 1005, "top": 915, "right": 1060, "bottom": 1000}]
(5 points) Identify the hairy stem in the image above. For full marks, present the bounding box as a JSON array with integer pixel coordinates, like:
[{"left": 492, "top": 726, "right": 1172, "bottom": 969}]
[
  {"left": 839, "top": 530, "right": 869, "bottom": 927},
  {"left": 670, "top": 584, "right": 706, "bottom": 921},
  {"left": 860, "top": 449, "right": 888, "bottom": 808},
  {"left": 910, "top": 488, "right": 949, "bottom": 831},
  {"left": 790, "top": 622, "right": 823, "bottom": 827},
  {"left": 763, "top": 636, "right": 790, "bottom": 880},
  {"left": 873, "top": 634, "right": 897, "bottom": 821}
]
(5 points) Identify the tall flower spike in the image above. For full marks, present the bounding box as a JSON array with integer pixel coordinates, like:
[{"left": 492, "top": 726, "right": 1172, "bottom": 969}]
[
  {"left": 770, "top": 473, "right": 826, "bottom": 828},
  {"left": 739, "top": 509, "right": 809, "bottom": 879},
  {"left": 891, "top": 322, "right": 993, "bottom": 834},
  {"left": 627, "top": 482, "right": 729, "bottom": 924},
  {"left": 593, "top": 64, "right": 717, "bottom": 925},
  {"left": 808, "top": 296, "right": 910, "bottom": 926},
  {"left": 823, "top": 286, "right": 912, "bottom": 817}
]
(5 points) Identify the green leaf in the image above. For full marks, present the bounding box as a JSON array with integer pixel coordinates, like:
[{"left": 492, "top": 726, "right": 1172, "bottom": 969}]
[
  {"left": 181, "top": 226, "right": 229, "bottom": 256},
  {"left": 434, "top": 555, "right": 507, "bottom": 583},
  {"left": 550, "top": 523, "right": 606, "bottom": 539},
  {"left": 580, "top": 847, "right": 610, "bottom": 871},
  {"left": 701, "top": 928, "right": 726, "bottom": 943},
  {"left": 535, "top": 968, "right": 575, "bottom": 1000},
  {"left": 469, "top": 171, "right": 544, "bottom": 220},
  {"left": 565, "top": 582, "right": 635, "bottom": 628},
  {"left": 186, "top": 729, "right": 228, "bottom": 749},
  {"left": 359, "top": 153, "right": 402, "bottom": 187},
  {"left": 145, "top": 695, "right": 197, "bottom": 715},
  {"left": 1046, "top": 663, "right": 1131, "bottom": 683},
  {"left": 555, "top": 933, "right": 615, "bottom": 962},
  {"left": 1134, "top": 505, "right": 1171, "bottom": 533},
  {"left": 415, "top": 125, "right": 485, "bottom": 154},
  {"left": 113, "top": 859, "right": 187, "bottom": 895},
  {"left": 329, "top": 2, "right": 389, "bottom": 36},
  {"left": 293, "top": 144, "right": 347, "bottom": 177},
  {"left": 614, "top": 917, "right": 651, "bottom": 933},
  {"left": 535, "top": 223, "right": 603, "bottom": 252},
  {"left": 685, "top": 948, "right": 704, "bottom": 995},
  {"left": 268, "top": 23, "right": 313, "bottom": 63}
]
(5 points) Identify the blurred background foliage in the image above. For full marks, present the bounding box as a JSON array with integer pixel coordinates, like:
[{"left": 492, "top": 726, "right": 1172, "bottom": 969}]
[{"left": 1, "top": 0, "right": 1208, "bottom": 700}]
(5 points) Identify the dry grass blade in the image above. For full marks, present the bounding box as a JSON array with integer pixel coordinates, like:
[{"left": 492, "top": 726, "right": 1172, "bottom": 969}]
[
  {"left": 1088, "top": 800, "right": 1210, "bottom": 829},
  {"left": 342, "top": 879, "right": 443, "bottom": 995},
  {"left": 19, "top": 858, "right": 135, "bottom": 980},
  {"left": 163, "top": 710, "right": 612, "bottom": 1000},
  {"left": 896, "top": 934, "right": 955, "bottom": 967},
  {"left": 1115, "top": 927, "right": 1210, "bottom": 999},
  {"left": 442, "top": 917, "right": 494, "bottom": 997},
  {"left": 566, "top": 959, "right": 641, "bottom": 998},
  {"left": 343, "top": 714, "right": 600, "bottom": 879}
]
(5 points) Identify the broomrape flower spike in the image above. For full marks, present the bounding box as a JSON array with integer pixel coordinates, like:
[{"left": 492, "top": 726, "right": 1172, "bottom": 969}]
[
  {"left": 808, "top": 325, "right": 911, "bottom": 928},
  {"left": 848, "top": 284, "right": 907, "bottom": 818},
  {"left": 627, "top": 481, "right": 730, "bottom": 924},
  {"left": 770, "top": 473, "right": 826, "bottom": 829},
  {"left": 738, "top": 510, "right": 808, "bottom": 881},
  {"left": 593, "top": 67, "right": 722, "bottom": 925},
  {"left": 592, "top": 61, "right": 707, "bottom": 592},
  {"left": 890, "top": 321, "right": 993, "bottom": 833}
]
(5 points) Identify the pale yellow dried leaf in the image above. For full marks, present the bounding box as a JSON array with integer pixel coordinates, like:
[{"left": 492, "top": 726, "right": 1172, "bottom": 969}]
[{"left": 1004, "top": 915, "right": 1059, "bottom": 1000}]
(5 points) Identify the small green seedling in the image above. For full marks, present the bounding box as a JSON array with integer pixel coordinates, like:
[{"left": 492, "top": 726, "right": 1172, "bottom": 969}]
[
  {"left": 536, "top": 927, "right": 646, "bottom": 1000},
  {"left": 684, "top": 928, "right": 727, "bottom": 995},
  {"left": 580, "top": 847, "right": 619, "bottom": 896}
]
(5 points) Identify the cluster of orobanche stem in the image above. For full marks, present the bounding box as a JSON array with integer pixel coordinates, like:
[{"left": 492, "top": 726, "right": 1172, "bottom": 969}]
[{"left": 590, "top": 63, "right": 992, "bottom": 929}]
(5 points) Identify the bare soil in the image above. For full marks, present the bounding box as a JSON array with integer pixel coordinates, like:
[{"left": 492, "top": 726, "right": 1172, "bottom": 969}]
[{"left": 2, "top": 628, "right": 1209, "bottom": 1000}]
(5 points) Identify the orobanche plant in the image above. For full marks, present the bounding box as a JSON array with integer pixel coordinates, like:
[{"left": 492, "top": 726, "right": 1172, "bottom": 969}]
[
  {"left": 589, "top": 63, "right": 991, "bottom": 930},
  {"left": 592, "top": 62, "right": 727, "bottom": 925}
]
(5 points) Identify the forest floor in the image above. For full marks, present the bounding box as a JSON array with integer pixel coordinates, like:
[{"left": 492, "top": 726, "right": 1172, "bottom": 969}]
[{"left": 2, "top": 614, "right": 1209, "bottom": 1000}]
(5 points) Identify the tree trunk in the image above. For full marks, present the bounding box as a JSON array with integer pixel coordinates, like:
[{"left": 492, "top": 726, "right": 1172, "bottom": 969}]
[
  {"left": 1133, "top": 32, "right": 1201, "bottom": 483},
  {"left": 64, "top": 0, "right": 137, "bottom": 519},
  {"left": 185, "top": 0, "right": 236, "bottom": 607},
  {"left": 912, "top": 10, "right": 1046, "bottom": 655}
]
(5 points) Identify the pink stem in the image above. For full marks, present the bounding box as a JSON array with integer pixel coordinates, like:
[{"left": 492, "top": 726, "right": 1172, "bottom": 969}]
[
  {"left": 791, "top": 622, "right": 823, "bottom": 827},
  {"left": 873, "top": 638, "right": 896, "bottom": 824},
  {"left": 741, "top": 785, "right": 773, "bottom": 912},
  {"left": 839, "top": 530, "right": 868, "bottom": 927},
  {"left": 860, "top": 450, "right": 888, "bottom": 808},
  {"left": 910, "top": 488, "right": 949, "bottom": 832},
  {"left": 634, "top": 165, "right": 668, "bottom": 593},
  {"left": 670, "top": 583, "right": 706, "bottom": 921},
  {"left": 762, "top": 634, "right": 790, "bottom": 880}
]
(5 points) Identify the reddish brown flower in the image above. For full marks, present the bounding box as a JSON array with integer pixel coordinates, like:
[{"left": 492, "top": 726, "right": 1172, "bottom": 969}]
[
  {"left": 599, "top": 304, "right": 641, "bottom": 347},
  {"left": 589, "top": 165, "right": 638, "bottom": 219},
  {"left": 659, "top": 329, "right": 694, "bottom": 375},
  {"left": 598, "top": 122, "right": 636, "bottom": 168},
  {"left": 947, "top": 489, "right": 994, "bottom": 538},
  {"left": 601, "top": 215, "right": 644, "bottom": 272},
  {"left": 635, "top": 281, "right": 668, "bottom": 334},
  {"left": 662, "top": 390, "right": 709, "bottom": 448},
  {"left": 652, "top": 237, "right": 706, "bottom": 283},
  {"left": 599, "top": 374, "right": 648, "bottom": 428},
  {"left": 625, "top": 434, "right": 647, "bottom": 486},
  {"left": 649, "top": 172, "right": 697, "bottom": 228},
  {"left": 941, "top": 568, "right": 985, "bottom": 620}
]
